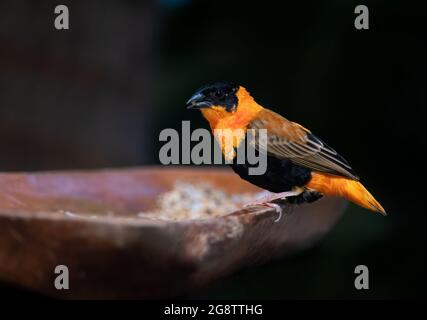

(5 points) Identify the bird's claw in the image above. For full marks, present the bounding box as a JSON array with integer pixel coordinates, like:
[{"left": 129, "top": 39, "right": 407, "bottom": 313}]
[
  {"left": 244, "top": 190, "right": 304, "bottom": 222},
  {"left": 265, "top": 202, "right": 283, "bottom": 222},
  {"left": 244, "top": 202, "right": 283, "bottom": 222}
]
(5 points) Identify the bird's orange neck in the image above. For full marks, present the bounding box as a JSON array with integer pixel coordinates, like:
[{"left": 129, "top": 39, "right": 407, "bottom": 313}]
[{"left": 200, "top": 87, "right": 263, "bottom": 132}]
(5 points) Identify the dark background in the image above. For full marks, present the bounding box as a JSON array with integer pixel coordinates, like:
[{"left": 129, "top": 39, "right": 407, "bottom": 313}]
[{"left": 0, "top": 0, "right": 425, "bottom": 299}]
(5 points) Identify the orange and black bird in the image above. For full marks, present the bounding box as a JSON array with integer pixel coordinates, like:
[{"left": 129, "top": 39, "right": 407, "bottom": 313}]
[{"left": 186, "top": 82, "right": 386, "bottom": 215}]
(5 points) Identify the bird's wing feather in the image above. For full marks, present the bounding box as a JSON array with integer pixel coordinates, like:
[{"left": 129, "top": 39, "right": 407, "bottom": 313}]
[{"left": 248, "top": 109, "right": 359, "bottom": 180}]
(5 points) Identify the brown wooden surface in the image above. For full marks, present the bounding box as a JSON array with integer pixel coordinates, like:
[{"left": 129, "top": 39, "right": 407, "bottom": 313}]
[{"left": 0, "top": 167, "right": 346, "bottom": 299}]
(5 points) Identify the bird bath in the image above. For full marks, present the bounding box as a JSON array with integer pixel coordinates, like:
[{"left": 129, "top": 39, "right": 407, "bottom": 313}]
[{"left": 0, "top": 167, "right": 346, "bottom": 298}]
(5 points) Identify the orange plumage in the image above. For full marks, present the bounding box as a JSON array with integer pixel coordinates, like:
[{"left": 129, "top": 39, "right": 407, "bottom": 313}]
[{"left": 307, "top": 172, "right": 386, "bottom": 214}]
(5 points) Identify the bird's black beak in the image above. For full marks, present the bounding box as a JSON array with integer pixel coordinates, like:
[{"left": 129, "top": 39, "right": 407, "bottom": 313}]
[{"left": 186, "top": 93, "right": 212, "bottom": 109}]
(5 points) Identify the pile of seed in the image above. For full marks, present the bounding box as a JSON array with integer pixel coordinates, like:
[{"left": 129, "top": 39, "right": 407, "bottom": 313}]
[{"left": 139, "top": 181, "right": 260, "bottom": 221}]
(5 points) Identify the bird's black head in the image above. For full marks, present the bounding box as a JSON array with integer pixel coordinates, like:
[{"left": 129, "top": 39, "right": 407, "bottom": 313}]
[{"left": 186, "top": 82, "right": 239, "bottom": 112}]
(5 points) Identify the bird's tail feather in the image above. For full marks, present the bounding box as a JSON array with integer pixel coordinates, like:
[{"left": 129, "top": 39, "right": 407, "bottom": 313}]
[{"left": 307, "top": 172, "right": 386, "bottom": 215}]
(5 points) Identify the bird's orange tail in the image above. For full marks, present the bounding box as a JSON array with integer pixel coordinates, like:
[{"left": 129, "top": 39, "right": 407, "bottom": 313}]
[{"left": 307, "top": 172, "right": 386, "bottom": 215}]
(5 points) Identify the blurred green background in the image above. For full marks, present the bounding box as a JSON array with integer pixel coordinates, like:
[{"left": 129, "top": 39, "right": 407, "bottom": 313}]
[{"left": 0, "top": 0, "right": 425, "bottom": 298}]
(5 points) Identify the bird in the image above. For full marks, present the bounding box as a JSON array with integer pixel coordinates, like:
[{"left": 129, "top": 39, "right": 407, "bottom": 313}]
[{"left": 186, "top": 82, "right": 386, "bottom": 216}]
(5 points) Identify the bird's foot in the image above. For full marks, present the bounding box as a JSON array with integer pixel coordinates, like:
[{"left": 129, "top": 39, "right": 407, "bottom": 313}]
[
  {"left": 244, "top": 201, "right": 282, "bottom": 222},
  {"left": 244, "top": 189, "right": 304, "bottom": 222},
  {"left": 256, "top": 189, "right": 304, "bottom": 203}
]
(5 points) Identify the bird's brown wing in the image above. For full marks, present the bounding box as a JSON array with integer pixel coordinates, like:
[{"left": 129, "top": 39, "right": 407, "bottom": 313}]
[{"left": 248, "top": 109, "right": 359, "bottom": 180}]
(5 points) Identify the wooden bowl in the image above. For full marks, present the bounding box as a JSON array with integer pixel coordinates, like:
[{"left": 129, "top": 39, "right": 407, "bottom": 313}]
[{"left": 0, "top": 167, "right": 346, "bottom": 299}]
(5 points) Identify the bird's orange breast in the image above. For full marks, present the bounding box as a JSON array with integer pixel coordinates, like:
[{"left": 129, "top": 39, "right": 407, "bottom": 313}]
[{"left": 200, "top": 87, "right": 264, "bottom": 160}]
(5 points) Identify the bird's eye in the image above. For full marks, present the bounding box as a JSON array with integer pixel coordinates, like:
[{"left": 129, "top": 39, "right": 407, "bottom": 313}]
[{"left": 213, "top": 90, "right": 224, "bottom": 99}]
